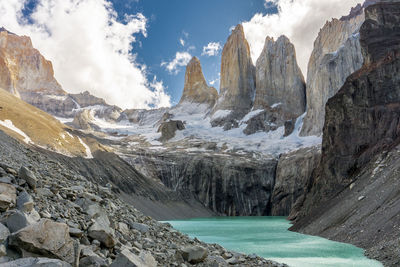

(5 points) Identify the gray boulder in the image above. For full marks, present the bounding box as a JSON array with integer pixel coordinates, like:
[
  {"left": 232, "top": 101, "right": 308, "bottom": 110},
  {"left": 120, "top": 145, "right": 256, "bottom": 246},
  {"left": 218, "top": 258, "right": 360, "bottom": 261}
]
[
  {"left": 9, "top": 219, "right": 75, "bottom": 264},
  {"left": 110, "top": 249, "right": 157, "bottom": 267},
  {"left": 18, "top": 167, "right": 38, "bottom": 190},
  {"left": 157, "top": 120, "right": 185, "bottom": 142},
  {"left": 0, "top": 183, "right": 16, "bottom": 211},
  {"left": 17, "top": 191, "right": 34, "bottom": 212},
  {"left": 180, "top": 245, "right": 208, "bottom": 264},
  {"left": 88, "top": 213, "right": 115, "bottom": 248},
  {"left": 2, "top": 209, "right": 39, "bottom": 233},
  {"left": 0, "top": 257, "right": 71, "bottom": 267}
]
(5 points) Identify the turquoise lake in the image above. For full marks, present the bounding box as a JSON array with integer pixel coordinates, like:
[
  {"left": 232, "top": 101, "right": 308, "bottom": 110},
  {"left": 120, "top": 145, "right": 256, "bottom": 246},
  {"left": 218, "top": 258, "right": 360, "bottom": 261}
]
[{"left": 167, "top": 217, "right": 382, "bottom": 267}]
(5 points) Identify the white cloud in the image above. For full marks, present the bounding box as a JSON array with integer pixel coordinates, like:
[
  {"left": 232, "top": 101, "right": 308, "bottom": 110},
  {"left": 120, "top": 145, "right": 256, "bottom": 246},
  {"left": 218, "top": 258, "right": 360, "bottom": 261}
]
[
  {"left": 0, "top": 0, "right": 171, "bottom": 109},
  {"left": 179, "top": 38, "right": 185, "bottom": 47},
  {"left": 202, "top": 42, "right": 222, "bottom": 57},
  {"left": 161, "top": 51, "right": 192, "bottom": 75},
  {"left": 243, "top": 0, "right": 361, "bottom": 76}
]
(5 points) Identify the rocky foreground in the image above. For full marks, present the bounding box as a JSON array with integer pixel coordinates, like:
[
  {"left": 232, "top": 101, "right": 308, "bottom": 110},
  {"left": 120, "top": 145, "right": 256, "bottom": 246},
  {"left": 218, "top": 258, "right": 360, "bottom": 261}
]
[{"left": 0, "top": 130, "right": 285, "bottom": 267}]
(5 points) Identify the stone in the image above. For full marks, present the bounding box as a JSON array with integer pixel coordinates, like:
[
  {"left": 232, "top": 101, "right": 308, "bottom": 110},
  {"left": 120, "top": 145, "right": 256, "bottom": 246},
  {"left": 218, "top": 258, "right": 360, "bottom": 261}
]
[
  {"left": 128, "top": 222, "right": 149, "bottom": 234},
  {"left": 79, "top": 255, "right": 108, "bottom": 267},
  {"left": 19, "top": 167, "right": 38, "bottom": 190},
  {"left": 17, "top": 191, "right": 34, "bottom": 212},
  {"left": 283, "top": 119, "right": 296, "bottom": 137},
  {"left": 0, "top": 257, "right": 71, "bottom": 267},
  {"left": 212, "top": 24, "right": 255, "bottom": 124},
  {"left": 69, "top": 227, "right": 83, "bottom": 238},
  {"left": 254, "top": 35, "right": 306, "bottom": 120},
  {"left": 2, "top": 209, "right": 39, "bottom": 233},
  {"left": 180, "top": 245, "right": 208, "bottom": 264},
  {"left": 9, "top": 219, "right": 75, "bottom": 264},
  {"left": 0, "top": 183, "right": 16, "bottom": 211},
  {"left": 300, "top": 7, "right": 365, "bottom": 136},
  {"left": 88, "top": 213, "right": 116, "bottom": 248},
  {"left": 157, "top": 120, "right": 185, "bottom": 142},
  {"left": 110, "top": 249, "right": 157, "bottom": 267},
  {"left": 0, "top": 223, "right": 10, "bottom": 243},
  {"left": 179, "top": 57, "right": 218, "bottom": 107}
]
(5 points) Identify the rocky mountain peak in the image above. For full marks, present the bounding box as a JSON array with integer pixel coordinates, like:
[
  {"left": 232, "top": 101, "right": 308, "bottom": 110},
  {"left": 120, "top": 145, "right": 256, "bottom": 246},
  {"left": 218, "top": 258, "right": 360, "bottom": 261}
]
[
  {"left": 0, "top": 29, "right": 65, "bottom": 98},
  {"left": 254, "top": 34, "right": 306, "bottom": 119},
  {"left": 179, "top": 56, "right": 217, "bottom": 106},
  {"left": 300, "top": 4, "right": 366, "bottom": 136},
  {"left": 212, "top": 24, "right": 255, "bottom": 124}
]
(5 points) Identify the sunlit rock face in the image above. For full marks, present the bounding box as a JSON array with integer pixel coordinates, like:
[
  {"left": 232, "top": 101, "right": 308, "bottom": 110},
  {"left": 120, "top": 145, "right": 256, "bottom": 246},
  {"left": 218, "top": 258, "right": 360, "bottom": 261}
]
[
  {"left": 179, "top": 57, "right": 218, "bottom": 107},
  {"left": 300, "top": 8, "right": 366, "bottom": 136},
  {"left": 212, "top": 24, "right": 256, "bottom": 127},
  {"left": 0, "top": 27, "right": 65, "bottom": 98}
]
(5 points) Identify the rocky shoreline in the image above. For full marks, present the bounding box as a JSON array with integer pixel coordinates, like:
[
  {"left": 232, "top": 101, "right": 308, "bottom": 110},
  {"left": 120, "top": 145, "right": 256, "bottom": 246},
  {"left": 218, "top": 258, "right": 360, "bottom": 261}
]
[{"left": 0, "top": 130, "right": 285, "bottom": 266}]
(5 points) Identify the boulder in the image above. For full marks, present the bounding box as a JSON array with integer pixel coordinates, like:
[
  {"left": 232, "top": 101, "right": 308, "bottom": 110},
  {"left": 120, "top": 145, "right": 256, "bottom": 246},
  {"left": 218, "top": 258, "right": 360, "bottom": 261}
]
[
  {"left": 79, "top": 255, "right": 108, "bottom": 267},
  {"left": 0, "top": 257, "right": 71, "bottom": 267},
  {"left": 110, "top": 249, "right": 157, "bottom": 267},
  {"left": 2, "top": 209, "right": 39, "bottom": 233},
  {"left": 157, "top": 120, "right": 185, "bottom": 142},
  {"left": 0, "top": 222, "right": 10, "bottom": 243},
  {"left": 180, "top": 245, "right": 208, "bottom": 264},
  {"left": 88, "top": 213, "right": 115, "bottom": 248},
  {"left": 19, "top": 167, "right": 38, "bottom": 190},
  {"left": 0, "top": 183, "right": 16, "bottom": 211},
  {"left": 128, "top": 222, "right": 149, "bottom": 234},
  {"left": 9, "top": 219, "right": 75, "bottom": 264},
  {"left": 17, "top": 191, "right": 34, "bottom": 212}
]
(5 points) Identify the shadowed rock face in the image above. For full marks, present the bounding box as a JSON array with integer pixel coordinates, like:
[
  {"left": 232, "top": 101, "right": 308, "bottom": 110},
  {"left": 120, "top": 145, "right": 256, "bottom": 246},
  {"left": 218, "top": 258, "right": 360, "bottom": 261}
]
[
  {"left": 291, "top": 3, "right": 400, "bottom": 265},
  {"left": 300, "top": 9, "right": 365, "bottom": 136},
  {"left": 132, "top": 151, "right": 277, "bottom": 216},
  {"left": 0, "top": 30, "right": 65, "bottom": 97},
  {"left": 213, "top": 24, "right": 255, "bottom": 121},
  {"left": 254, "top": 35, "right": 306, "bottom": 120},
  {"left": 179, "top": 57, "right": 218, "bottom": 107}
]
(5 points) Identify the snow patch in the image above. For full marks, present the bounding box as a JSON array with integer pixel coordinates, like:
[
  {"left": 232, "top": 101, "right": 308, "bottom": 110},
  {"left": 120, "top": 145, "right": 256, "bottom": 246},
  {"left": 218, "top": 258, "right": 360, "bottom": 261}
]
[
  {"left": 78, "top": 137, "right": 93, "bottom": 159},
  {"left": 241, "top": 109, "right": 264, "bottom": 122},
  {"left": 211, "top": 110, "right": 231, "bottom": 120},
  {"left": 271, "top": 102, "right": 282, "bottom": 108},
  {"left": 0, "top": 120, "right": 32, "bottom": 144}
]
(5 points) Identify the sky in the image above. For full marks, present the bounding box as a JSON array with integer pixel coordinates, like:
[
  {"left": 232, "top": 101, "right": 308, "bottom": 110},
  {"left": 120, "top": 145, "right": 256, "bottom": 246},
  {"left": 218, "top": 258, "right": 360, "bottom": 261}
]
[{"left": 0, "top": 0, "right": 362, "bottom": 109}]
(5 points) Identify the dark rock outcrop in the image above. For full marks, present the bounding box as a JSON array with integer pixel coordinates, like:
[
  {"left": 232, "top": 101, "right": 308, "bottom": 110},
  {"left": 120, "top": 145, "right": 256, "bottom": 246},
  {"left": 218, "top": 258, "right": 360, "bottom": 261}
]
[
  {"left": 291, "top": 2, "right": 400, "bottom": 266},
  {"left": 131, "top": 151, "right": 277, "bottom": 216},
  {"left": 271, "top": 146, "right": 320, "bottom": 216},
  {"left": 157, "top": 120, "right": 185, "bottom": 142}
]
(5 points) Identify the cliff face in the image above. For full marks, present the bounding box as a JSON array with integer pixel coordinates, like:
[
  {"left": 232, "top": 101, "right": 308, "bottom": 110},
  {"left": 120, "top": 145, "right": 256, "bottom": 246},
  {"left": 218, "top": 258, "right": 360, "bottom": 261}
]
[
  {"left": 300, "top": 10, "right": 365, "bottom": 136},
  {"left": 212, "top": 24, "right": 255, "bottom": 123},
  {"left": 291, "top": 3, "right": 400, "bottom": 265},
  {"left": 179, "top": 57, "right": 218, "bottom": 107},
  {"left": 254, "top": 35, "right": 306, "bottom": 119},
  {"left": 130, "top": 151, "right": 277, "bottom": 216},
  {"left": 0, "top": 28, "right": 65, "bottom": 98}
]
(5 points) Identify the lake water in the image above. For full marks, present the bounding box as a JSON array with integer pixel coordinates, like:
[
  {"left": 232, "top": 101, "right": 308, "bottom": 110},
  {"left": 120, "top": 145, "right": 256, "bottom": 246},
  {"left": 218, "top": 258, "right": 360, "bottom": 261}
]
[{"left": 167, "top": 217, "right": 382, "bottom": 267}]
